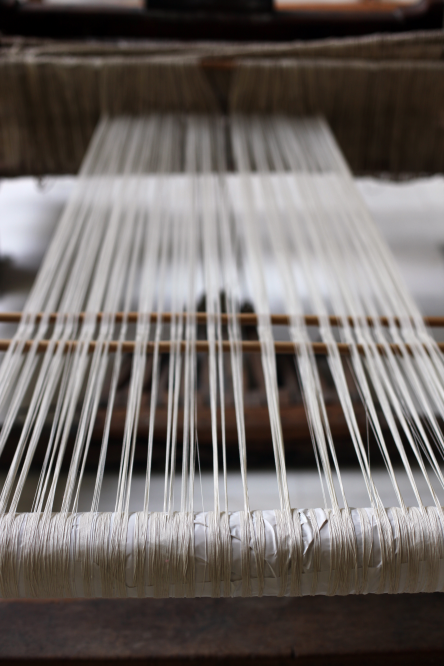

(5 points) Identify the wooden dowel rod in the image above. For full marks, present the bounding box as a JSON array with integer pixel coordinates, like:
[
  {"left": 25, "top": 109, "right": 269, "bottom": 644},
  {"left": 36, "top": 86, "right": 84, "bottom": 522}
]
[
  {"left": 0, "top": 312, "right": 443, "bottom": 328},
  {"left": 0, "top": 339, "right": 442, "bottom": 357}
]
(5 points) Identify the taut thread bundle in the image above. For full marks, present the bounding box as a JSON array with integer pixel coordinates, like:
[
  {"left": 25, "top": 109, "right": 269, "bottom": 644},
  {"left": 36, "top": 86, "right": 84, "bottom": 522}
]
[{"left": 0, "top": 115, "right": 444, "bottom": 598}]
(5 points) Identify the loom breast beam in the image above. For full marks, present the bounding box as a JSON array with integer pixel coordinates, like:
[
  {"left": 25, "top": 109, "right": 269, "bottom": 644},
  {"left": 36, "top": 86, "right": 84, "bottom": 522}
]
[{"left": 0, "top": 115, "right": 444, "bottom": 599}]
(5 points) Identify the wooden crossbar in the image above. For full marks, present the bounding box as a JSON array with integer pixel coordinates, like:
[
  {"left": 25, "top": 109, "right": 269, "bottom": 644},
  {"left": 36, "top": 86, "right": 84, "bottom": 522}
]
[
  {"left": 0, "top": 339, "right": 443, "bottom": 356},
  {"left": 0, "top": 312, "right": 443, "bottom": 328}
]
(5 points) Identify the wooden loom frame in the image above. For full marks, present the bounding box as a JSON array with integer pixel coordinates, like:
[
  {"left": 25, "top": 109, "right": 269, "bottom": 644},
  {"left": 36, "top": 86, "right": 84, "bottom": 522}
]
[{"left": 1, "top": 35, "right": 444, "bottom": 666}]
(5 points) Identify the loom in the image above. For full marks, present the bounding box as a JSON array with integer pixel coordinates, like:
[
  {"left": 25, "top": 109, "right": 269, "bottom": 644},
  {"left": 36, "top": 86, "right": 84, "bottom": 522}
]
[
  {"left": 0, "top": 110, "right": 444, "bottom": 599},
  {"left": 1, "top": 20, "right": 444, "bottom": 662}
]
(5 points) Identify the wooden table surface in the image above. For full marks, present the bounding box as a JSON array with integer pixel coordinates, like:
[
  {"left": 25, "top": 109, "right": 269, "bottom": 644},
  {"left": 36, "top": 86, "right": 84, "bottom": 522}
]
[{"left": 0, "top": 593, "right": 443, "bottom": 664}]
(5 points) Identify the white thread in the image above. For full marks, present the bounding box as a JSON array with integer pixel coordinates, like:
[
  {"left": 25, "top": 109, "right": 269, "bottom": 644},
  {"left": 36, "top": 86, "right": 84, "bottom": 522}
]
[{"left": 0, "top": 115, "right": 443, "bottom": 599}]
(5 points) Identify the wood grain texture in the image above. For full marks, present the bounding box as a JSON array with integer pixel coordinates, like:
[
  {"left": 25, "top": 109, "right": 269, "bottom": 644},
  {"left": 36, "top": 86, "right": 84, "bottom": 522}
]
[{"left": 0, "top": 594, "right": 443, "bottom": 662}]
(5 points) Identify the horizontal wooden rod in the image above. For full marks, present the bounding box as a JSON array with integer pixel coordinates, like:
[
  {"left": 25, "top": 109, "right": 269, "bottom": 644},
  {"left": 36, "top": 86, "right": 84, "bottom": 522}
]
[
  {"left": 0, "top": 312, "right": 443, "bottom": 328},
  {"left": 0, "top": 339, "right": 443, "bottom": 357}
]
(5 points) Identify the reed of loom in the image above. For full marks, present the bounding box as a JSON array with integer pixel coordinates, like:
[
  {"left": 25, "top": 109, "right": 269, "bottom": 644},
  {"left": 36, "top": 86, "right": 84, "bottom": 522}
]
[{"left": 1, "top": 31, "right": 444, "bottom": 177}]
